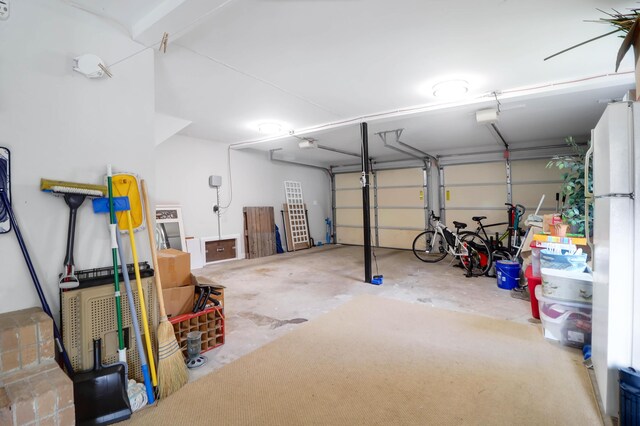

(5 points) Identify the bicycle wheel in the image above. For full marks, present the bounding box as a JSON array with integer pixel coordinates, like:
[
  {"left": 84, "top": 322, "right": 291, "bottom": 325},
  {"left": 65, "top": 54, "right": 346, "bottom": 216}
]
[
  {"left": 412, "top": 230, "right": 448, "bottom": 262},
  {"left": 459, "top": 231, "right": 493, "bottom": 276}
]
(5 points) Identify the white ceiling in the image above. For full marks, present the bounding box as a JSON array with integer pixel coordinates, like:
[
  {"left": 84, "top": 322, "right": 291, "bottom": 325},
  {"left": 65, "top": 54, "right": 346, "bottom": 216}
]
[{"left": 70, "top": 0, "right": 636, "bottom": 166}]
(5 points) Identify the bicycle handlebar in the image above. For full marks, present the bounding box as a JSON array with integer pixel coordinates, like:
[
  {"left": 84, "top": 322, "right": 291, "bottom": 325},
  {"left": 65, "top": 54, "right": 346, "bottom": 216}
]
[{"left": 505, "top": 203, "right": 526, "bottom": 217}]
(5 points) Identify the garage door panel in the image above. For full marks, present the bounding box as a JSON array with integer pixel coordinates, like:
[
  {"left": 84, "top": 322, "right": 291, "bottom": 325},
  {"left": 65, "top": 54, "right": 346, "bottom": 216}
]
[
  {"left": 377, "top": 187, "right": 424, "bottom": 207},
  {"left": 445, "top": 162, "right": 506, "bottom": 185},
  {"left": 445, "top": 185, "right": 507, "bottom": 208},
  {"left": 335, "top": 172, "right": 362, "bottom": 189},
  {"left": 336, "top": 227, "right": 375, "bottom": 245},
  {"left": 336, "top": 189, "right": 364, "bottom": 207},
  {"left": 336, "top": 208, "right": 375, "bottom": 226},
  {"left": 376, "top": 168, "right": 423, "bottom": 186},
  {"left": 512, "top": 182, "right": 563, "bottom": 213},
  {"left": 334, "top": 168, "right": 424, "bottom": 249},
  {"left": 511, "top": 159, "right": 563, "bottom": 181},
  {"left": 378, "top": 229, "right": 419, "bottom": 249},
  {"left": 378, "top": 209, "right": 424, "bottom": 228}
]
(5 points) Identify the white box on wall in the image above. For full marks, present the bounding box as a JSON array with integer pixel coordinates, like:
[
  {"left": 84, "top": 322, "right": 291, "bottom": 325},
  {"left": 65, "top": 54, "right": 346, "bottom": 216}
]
[
  {"left": 201, "top": 234, "right": 244, "bottom": 264},
  {"left": 185, "top": 237, "right": 204, "bottom": 269}
]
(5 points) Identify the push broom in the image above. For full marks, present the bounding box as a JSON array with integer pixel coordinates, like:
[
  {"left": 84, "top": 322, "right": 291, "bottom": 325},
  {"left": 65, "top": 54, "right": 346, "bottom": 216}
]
[
  {"left": 40, "top": 178, "right": 108, "bottom": 289},
  {"left": 141, "top": 179, "right": 188, "bottom": 398}
]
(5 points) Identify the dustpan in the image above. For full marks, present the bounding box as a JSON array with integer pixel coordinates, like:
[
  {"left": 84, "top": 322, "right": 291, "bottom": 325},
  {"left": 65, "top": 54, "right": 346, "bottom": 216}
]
[
  {"left": 109, "top": 172, "right": 145, "bottom": 232},
  {"left": 73, "top": 338, "right": 132, "bottom": 425}
]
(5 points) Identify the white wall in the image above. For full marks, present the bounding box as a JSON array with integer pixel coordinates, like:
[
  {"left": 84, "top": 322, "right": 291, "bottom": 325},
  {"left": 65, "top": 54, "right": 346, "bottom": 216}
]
[
  {"left": 155, "top": 134, "right": 332, "bottom": 255},
  {"left": 0, "top": 2, "right": 156, "bottom": 315}
]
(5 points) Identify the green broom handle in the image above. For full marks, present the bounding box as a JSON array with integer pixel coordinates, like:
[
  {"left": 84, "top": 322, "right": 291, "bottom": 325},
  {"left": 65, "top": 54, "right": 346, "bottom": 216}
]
[{"left": 107, "top": 166, "right": 126, "bottom": 358}]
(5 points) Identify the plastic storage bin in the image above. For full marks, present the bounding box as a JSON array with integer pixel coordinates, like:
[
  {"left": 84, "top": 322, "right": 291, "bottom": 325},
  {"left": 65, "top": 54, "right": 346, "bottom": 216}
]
[
  {"left": 540, "top": 249, "right": 588, "bottom": 271},
  {"left": 525, "top": 265, "right": 542, "bottom": 319},
  {"left": 620, "top": 367, "right": 640, "bottom": 426},
  {"left": 540, "top": 267, "right": 593, "bottom": 303},
  {"left": 530, "top": 242, "right": 541, "bottom": 278},
  {"left": 535, "top": 286, "right": 592, "bottom": 348}
]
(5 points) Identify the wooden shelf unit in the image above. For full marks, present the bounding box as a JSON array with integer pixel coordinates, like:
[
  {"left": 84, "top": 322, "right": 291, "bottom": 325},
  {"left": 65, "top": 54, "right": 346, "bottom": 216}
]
[{"left": 169, "top": 306, "right": 225, "bottom": 356}]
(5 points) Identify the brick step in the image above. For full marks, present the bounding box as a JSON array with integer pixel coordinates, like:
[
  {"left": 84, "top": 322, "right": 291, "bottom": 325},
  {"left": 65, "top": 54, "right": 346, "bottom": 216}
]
[
  {"left": 0, "top": 362, "right": 74, "bottom": 425},
  {"left": 0, "top": 308, "right": 54, "bottom": 374},
  {"left": 0, "top": 307, "right": 75, "bottom": 425}
]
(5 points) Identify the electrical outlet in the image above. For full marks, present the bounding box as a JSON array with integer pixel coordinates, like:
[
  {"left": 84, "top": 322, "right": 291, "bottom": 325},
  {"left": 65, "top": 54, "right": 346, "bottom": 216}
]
[{"left": 0, "top": 0, "right": 9, "bottom": 20}]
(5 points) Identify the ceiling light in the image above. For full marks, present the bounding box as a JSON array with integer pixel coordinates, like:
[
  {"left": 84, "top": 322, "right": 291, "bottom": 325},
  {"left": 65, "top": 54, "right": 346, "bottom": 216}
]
[
  {"left": 257, "top": 122, "right": 283, "bottom": 135},
  {"left": 432, "top": 80, "right": 469, "bottom": 99}
]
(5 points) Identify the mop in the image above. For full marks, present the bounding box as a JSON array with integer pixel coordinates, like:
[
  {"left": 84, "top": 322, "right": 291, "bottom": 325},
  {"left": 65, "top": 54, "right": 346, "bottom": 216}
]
[
  {"left": 108, "top": 172, "right": 158, "bottom": 387},
  {"left": 40, "top": 178, "right": 108, "bottom": 288},
  {"left": 111, "top": 172, "right": 145, "bottom": 231}
]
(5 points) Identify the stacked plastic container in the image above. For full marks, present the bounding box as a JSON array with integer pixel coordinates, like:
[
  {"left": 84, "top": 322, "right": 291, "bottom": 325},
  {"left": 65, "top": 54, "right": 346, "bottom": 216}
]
[
  {"left": 536, "top": 246, "right": 593, "bottom": 348},
  {"left": 527, "top": 242, "right": 543, "bottom": 319}
]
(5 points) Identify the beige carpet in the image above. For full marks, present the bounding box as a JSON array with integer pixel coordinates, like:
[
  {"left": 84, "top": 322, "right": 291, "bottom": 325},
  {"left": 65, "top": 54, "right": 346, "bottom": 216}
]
[{"left": 127, "top": 295, "right": 599, "bottom": 425}]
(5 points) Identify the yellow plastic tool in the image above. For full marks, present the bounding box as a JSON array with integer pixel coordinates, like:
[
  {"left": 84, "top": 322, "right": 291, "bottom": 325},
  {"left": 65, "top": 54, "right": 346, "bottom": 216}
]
[
  {"left": 109, "top": 172, "right": 156, "bottom": 385},
  {"left": 110, "top": 173, "right": 144, "bottom": 231},
  {"left": 125, "top": 209, "right": 157, "bottom": 386}
]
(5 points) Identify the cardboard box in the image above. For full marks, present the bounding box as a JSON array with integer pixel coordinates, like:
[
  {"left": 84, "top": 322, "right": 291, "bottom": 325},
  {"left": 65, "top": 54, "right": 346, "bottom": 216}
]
[
  {"left": 162, "top": 285, "right": 195, "bottom": 319},
  {"left": 157, "top": 249, "right": 191, "bottom": 288}
]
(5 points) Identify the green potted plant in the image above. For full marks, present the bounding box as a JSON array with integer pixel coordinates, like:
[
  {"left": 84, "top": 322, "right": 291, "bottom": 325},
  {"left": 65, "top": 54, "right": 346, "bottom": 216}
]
[{"left": 546, "top": 137, "right": 593, "bottom": 236}]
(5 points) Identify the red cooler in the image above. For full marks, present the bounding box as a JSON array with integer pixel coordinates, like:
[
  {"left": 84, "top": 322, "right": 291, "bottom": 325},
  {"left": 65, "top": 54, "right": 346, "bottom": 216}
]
[{"left": 526, "top": 265, "right": 542, "bottom": 319}]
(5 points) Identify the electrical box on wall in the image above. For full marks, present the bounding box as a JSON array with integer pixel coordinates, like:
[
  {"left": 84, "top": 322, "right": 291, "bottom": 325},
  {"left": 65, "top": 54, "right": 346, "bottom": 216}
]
[
  {"left": 209, "top": 175, "right": 222, "bottom": 188},
  {"left": 0, "top": 0, "right": 9, "bottom": 20}
]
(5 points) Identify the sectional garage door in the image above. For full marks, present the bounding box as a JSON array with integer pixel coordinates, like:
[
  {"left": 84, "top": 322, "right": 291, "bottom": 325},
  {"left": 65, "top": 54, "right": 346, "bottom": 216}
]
[
  {"left": 335, "top": 168, "right": 427, "bottom": 249},
  {"left": 335, "top": 159, "right": 563, "bottom": 248},
  {"left": 442, "top": 159, "right": 564, "bottom": 229}
]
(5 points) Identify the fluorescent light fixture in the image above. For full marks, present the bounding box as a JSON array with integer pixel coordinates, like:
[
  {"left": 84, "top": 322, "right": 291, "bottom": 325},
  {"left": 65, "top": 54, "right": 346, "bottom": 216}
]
[{"left": 432, "top": 80, "right": 469, "bottom": 99}]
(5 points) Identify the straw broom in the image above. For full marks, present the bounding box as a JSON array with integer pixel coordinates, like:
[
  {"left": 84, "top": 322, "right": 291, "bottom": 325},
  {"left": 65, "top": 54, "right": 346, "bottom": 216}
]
[{"left": 141, "top": 179, "right": 189, "bottom": 398}]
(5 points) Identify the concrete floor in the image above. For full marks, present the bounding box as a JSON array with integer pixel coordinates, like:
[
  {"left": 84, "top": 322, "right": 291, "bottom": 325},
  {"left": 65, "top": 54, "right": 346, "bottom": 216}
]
[{"left": 186, "top": 244, "right": 537, "bottom": 382}]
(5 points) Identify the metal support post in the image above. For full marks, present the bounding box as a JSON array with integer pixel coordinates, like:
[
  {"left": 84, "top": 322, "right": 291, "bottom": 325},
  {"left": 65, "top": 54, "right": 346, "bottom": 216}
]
[{"left": 361, "top": 122, "right": 372, "bottom": 284}]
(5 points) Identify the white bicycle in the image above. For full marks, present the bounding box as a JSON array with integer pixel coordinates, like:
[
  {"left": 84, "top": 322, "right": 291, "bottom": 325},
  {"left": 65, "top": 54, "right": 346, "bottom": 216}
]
[{"left": 412, "top": 211, "right": 493, "bottom": 277}]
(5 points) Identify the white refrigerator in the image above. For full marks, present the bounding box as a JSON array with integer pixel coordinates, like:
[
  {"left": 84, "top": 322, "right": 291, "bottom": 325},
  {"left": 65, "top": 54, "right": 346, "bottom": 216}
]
[{"left": 591, "top": 101, "right": 640, "bottom": 417}]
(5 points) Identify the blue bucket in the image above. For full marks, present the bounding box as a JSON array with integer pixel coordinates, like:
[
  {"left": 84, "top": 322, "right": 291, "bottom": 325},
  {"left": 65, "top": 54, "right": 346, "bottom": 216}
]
[{"left": 496, "top": 260, "right": 520, "bottom": 290}]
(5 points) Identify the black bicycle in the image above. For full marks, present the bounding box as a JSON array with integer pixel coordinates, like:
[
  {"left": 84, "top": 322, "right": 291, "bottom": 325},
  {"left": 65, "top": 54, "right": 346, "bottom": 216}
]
[{"left": 469, "top": 203, "right": 526, "bottom": 261}]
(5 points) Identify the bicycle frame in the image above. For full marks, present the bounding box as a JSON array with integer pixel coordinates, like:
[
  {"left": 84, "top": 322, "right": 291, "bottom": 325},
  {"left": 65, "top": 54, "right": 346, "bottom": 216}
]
[
  {"left": 474, "top": 220, "right": 509, "bottom": 246},
  {"left": 413, "top": 211, "right": 493, "bottom": 277},
  {"left": 473, "top": 203, "right": 525, "bottom": 253},
  {"left": 432, "top": 218, "right": 469, "bottom": 258}
]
